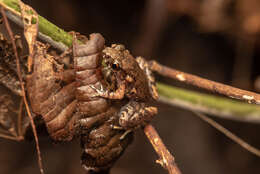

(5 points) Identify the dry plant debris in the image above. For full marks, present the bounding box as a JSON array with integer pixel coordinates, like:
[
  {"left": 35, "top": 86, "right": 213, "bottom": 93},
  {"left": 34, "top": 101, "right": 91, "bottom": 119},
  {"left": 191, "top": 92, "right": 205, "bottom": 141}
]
[
  {"left": 149, "top": 61, "right": 260, "bottom": 104},
  {"left": 0, "top": 6, "right": 44, "bottom": 174}
]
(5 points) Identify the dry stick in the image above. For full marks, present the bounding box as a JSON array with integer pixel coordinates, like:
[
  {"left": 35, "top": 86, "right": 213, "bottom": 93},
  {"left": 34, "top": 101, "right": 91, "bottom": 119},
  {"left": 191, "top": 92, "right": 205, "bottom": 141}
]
[
  {"left": 151, "top": 61, "right": 260, "bottom": 156},
  {"left": 144, "top": 124, "right": 181, "bottom": 174},
  {"left": 149, "top": 61, "right": 260, "bottom": 104},
  {"left": 193, "top": 112, "right": 260, "bottom": 157},
  {"left": 0, "top": 132, "right": 22, "bottom": 141},
  {"left": 0, "top": 7, "right": 44, "bottom": 174}
]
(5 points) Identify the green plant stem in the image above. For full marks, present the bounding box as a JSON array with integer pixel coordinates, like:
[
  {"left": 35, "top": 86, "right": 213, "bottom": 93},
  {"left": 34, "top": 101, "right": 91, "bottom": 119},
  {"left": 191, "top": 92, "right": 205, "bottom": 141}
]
[
  {"left": 0, "top": 0, "right": 71, "bottom": 51},
  {"left": 158, "top": 83, "right": 260, "bottom": 123},
  {"left": 1, "top": 0, "right": 260, "bottom": 123}
]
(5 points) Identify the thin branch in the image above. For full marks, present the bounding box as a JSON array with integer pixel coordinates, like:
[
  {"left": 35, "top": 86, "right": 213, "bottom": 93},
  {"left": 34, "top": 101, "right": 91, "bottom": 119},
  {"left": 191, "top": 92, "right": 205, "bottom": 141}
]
[
  {"left": 149, "top": 61, "right": 260, "bottom": 104},
  {"left": 144, "top": 124, "right": 182, "bottom": 174},
  {"left": 192, "top": 111, "right": 260, "bottom": 157},
  {"left": 0, "top": 7, "right": 44, "bottom": 174},
  {"left": 157, "top": 82, "right": 260, "bottom": 123},
  {"left": 0, "top": 132, "right": 23, "bottom": 141}
]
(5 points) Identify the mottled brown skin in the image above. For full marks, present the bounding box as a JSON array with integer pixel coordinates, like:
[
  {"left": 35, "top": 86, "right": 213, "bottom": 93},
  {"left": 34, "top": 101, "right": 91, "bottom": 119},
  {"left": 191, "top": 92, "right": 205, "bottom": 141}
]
[
  {"left": 96, "top": 44, "right": 154, "bottom": 100},
  {"left": 73, "top": 34, "right": 133, "bottom": 173},
  {"left": 80, "top": 105, "right": 133, "bottom": 172},
  {"left": 94, "top": 44, "right": 158, "bottom": 129}
]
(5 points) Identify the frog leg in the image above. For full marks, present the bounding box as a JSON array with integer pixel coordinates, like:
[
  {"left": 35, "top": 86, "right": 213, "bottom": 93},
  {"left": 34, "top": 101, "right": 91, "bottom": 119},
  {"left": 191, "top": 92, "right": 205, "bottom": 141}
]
[
  {"left": 118, "top": 100, "right": 158, "bottom": 130},
  {"left": 136, "top": 57, "right": 159, "bottom": 100},
  {"left": 90, "top": 80, "right": 125, "bottom": 100},
  {"left": 108, "top": 125, "right": 132, "bottom": 140}
]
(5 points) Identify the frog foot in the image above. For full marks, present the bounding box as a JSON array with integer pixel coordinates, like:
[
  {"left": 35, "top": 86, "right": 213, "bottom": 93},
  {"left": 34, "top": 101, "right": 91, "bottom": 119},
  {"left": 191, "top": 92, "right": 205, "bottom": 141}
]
[
  {"left": 90, "top": 84, "right": 108, "bottom": 97},
  {"left": 119, "top": 130, "right": 132, "bottom": 140},
  {"left": 136, "top": 56, "right": 159, "bottom": 100},
  {"left": 111, "top": 125, "right": 124, "bottom": 130},
  {"left": 110, "top": 125, "right": 132, "bottom": 140},
  {"left": 119, "top": 101, "right": 157, "bottom": 129}
]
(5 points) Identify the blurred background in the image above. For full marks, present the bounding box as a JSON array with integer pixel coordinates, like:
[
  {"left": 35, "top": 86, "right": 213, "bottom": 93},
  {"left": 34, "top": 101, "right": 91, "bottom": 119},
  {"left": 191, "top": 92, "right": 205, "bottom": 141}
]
[{"left": 0, "top": 0, "right": 260, "bottom": 173}]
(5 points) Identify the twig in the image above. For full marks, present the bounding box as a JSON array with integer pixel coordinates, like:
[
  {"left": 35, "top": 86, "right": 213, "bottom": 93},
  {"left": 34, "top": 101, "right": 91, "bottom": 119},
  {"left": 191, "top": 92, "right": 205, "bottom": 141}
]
[
  {"left": 158, "top": 83, "right": 260, "bottom": 123},
  {"left": 0, "top": 7, "right": 44, "bottom": 174},
  {"left": 0, "top": 132, "right": 23, "bottom": 141},
  {"left": 144, "top": 124, "right": 181, "bottom": 174},
  {"left": 192, "top": 111, "right": 260, "bottom": 157},
  {"left": 149, "top": 61, "right": 260, "bottom": 104}
]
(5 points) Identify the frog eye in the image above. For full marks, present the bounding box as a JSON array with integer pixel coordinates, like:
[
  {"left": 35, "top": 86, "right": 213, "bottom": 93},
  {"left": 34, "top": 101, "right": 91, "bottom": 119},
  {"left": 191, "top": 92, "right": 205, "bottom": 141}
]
[{"left": 112, "top": 63, "right": 120, "bottom": 70}]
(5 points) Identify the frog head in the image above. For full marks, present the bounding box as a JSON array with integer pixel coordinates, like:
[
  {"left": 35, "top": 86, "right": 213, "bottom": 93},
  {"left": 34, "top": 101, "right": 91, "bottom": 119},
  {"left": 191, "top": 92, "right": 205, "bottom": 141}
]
[{"left": 102, "top": 44, "right": 136, "bottom": 85}]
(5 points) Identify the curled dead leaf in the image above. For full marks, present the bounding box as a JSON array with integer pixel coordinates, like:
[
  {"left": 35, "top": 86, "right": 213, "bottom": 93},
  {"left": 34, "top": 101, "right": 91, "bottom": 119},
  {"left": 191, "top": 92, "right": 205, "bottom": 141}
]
[{"left": 19, "top": 0, "right": 39, "bottom": 72}]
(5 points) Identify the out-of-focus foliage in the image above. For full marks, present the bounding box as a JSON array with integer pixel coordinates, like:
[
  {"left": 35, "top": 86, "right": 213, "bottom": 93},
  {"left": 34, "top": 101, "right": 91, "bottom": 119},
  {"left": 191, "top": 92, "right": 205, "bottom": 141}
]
[{"left": 167, "top": 0, "right": 260, "bottom": 35}]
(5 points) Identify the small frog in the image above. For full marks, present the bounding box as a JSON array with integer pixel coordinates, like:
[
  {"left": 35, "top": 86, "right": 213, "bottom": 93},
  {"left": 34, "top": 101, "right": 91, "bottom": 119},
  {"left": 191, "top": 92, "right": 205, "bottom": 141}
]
[
  {"left": 91, "top": 44, "right": 158, "bottom": 130},
  {"left": 73, "top": 33, "right": 134, "bottom": 172}
]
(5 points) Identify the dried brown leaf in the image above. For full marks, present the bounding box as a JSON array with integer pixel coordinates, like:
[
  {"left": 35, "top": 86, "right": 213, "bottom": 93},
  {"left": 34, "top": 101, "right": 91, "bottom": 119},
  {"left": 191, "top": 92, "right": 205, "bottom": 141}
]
[
  {"left": 0, "top": 6, "right": 44, "bottom": 174},
  {"left": 19, "top": 0, "right": 39, "bottom": 72}
]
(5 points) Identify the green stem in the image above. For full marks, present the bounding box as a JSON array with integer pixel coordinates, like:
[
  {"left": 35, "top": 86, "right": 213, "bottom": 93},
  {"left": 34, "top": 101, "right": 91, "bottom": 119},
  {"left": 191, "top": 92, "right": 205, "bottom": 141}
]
[
  {"left": 1, "top": 0, "right": 72, "bottom": 47},
  {"left": 1, "top": 0, "right": 260, "bottom": 123},
  {"left": 158, "top": 83, "right": 260, "bottom": 123}
]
